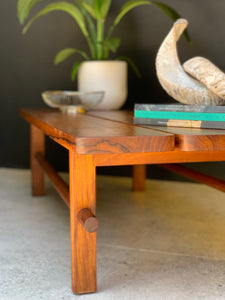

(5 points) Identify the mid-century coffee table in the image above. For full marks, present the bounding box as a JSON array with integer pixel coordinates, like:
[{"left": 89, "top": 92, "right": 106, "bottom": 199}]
[{"left": 20, "top": 108, "right": 225, "bottom": 295}]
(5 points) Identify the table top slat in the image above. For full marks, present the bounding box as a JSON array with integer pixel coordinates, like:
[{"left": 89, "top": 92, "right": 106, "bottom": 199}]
[
  {"left": 20, "top": 108, "right": 174, "bottom": 154},
  {"left": 88, "top": 110, "right": 225, "bottom": 151}
]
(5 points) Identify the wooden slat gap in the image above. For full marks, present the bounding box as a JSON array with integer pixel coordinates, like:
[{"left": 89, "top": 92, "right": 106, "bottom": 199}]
[{"left": 88, "top": 110, "right": 177, "bottom": 136}]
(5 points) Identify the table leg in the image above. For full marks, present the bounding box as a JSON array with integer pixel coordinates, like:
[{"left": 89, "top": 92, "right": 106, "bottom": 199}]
[
  {"left": 30, "top": 125, "right": 45, "bottom": 196},
  {"left": 132, "top": 164, "right": 146, "bottom": 191},
  {"left": 69, "top": 152, "right": 97, "bottom": 294}
]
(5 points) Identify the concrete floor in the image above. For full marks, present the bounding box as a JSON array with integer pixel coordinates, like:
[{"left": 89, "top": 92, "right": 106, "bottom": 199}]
[{"left": 0, "top": 168, "right": 225, "bottom": 300}]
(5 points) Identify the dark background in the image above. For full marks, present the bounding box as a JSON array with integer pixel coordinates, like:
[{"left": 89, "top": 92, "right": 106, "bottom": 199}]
[{"left": 1, "top": 0, "right": 225, "bottom": 181}]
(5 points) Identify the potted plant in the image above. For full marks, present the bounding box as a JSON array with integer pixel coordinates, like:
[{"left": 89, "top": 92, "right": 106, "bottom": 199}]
[{"left": 17, "top": 0, "right": 186, "bottom": 110}]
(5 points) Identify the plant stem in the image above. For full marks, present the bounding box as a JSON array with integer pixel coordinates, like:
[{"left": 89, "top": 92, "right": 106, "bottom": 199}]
[
  {"left": 73, "top": 0, "right": 97, "bottom": 59},
  {"left": 97, "top": 17, "right": 104, "bottom": 59},
  {"left": 105, "top": 23, "right": 114, "bottom": 41},
  {"left": 84, "top": 13, "right": 98, "bottom": 59}
]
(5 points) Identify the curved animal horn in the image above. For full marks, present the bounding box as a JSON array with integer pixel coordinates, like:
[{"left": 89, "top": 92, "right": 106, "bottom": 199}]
[
  {"left": 155, "top": 19, "right": 224, "bottom": 105},
  {"left": 183, "top": 56, "right": 225, "bottom": 100}
]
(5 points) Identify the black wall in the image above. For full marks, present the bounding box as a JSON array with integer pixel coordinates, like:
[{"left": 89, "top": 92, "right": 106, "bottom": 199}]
[{"left": 1, "top": 0, "right": 225, "bottom": 181}]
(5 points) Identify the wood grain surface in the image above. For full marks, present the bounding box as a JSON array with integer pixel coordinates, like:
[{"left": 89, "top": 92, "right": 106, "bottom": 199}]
[
  {"left": 93, "top": 149, "right": 225, "bottom": 166},
  {"left": 20, "top": 109, "right": 174, "bottom": 154},
  {"left": 30, "top": 125, "right": 45, "bottom": 196},
  {"left": 69, "top": 153, "right": 97, "bottom": 294},
  {"left": 88, "top": 110, "right": 225, "bottom": 152}
]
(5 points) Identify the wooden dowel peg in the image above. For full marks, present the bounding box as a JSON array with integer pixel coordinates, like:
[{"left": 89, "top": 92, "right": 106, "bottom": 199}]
[{"left": 78, "top": 208, "right": 99, "bottom": 233}]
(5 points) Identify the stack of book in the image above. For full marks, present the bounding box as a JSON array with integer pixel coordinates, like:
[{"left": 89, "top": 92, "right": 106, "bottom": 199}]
[{"left": 134, "top": 104, "right": 225, "bottom": 129}]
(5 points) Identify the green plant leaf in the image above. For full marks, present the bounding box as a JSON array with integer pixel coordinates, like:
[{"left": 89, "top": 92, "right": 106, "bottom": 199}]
[
  {"left": 71, "top": 61, "right": 82, "bottom": 81},
  {"left": 114, "top": 0, "right": 151, "bottom": 26},
  {"left": 107, "top": 1, "right": 190, "bottom": 43},
  {"left": 101, "top": 0, "right": 111, "bottom": 18},
  {"left": 152, "top": 1, "right": 191, "bottom": 42},
  {"left": 73, "top": 0, "right": 97, "bottom": 58},
  {"left": 81, "top": 1, "right": 97, "bottom": 19},
  {"left": 81, "top": 0, "right": 111, "bottom": 19},
  {"left": 153, "top": 1, "right": 179, "bottom": 20},
  {"left": 22, "top": 2, "right": 89, "bottom": 38},
  {"left": 107, "top": 0, "right": 151, "bottom": 39},
  {"left": 81, "top": 0, "right": 93, "bottom": 4},
  {"left": 117, "top": 56, "right": 141, "bottom": 78},
  {"left": 94, "top": 0, "right": 102, "bottom": 18},
  {"left": 78, "top": 3, "right": 98, "bottom": 58},
  {"left": 54, "top": 48, "right": 89, "bottom": 65},
  {"left": 17, "top": 0, "right": 44, "bottom": 24},
  {"left": 94, "top": 0, "right": 110, "bottom": 18},
  {"left": 103, "top": 38, "right": 121, "bottom": 53}
]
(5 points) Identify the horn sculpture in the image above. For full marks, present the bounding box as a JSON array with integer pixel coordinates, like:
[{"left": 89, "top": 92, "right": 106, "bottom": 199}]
[
  {"left": 183, "top": 56, "right": 225, "bottom": 100},
  {"left": 155, "top": 19, "right": 225, "bottom": 105}
]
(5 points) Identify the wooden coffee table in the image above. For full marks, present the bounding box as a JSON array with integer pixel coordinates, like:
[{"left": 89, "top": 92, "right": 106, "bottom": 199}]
[{"left": 20, "top": 108, "right": 225, "bottom": 295}]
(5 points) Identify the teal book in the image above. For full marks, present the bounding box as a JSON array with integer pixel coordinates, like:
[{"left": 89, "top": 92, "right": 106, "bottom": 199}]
[{"left": 134, "top": 118, "right": 225, "bottom": 129}]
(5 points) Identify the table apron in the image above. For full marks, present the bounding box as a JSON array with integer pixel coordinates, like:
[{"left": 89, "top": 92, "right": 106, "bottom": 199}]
[{"left": 92, "top": 150, "right": 225, "bottom": 166}]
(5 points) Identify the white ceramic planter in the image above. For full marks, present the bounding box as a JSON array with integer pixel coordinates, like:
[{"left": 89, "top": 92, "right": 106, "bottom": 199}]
[{"left": 78, "top": 60, "right": 128, "bottom": 110}]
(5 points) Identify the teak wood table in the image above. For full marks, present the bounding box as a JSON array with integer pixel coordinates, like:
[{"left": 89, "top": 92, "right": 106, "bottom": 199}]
[{"left": 20, "top": 108, "right": 225, "bottom": 295}]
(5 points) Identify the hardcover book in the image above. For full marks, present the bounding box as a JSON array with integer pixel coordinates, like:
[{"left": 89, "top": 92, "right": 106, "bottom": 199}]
[
  {"left": 134, "top": 104, "right": 225, "bottom": 129},
  {"left": 135, "top": 104, "right": 225, "bottom": 113},
  {"left": 134, "top": 118, "right": 225, "bottom": 129}
]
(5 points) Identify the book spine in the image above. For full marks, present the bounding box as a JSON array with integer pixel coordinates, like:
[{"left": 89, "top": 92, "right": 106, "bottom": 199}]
[
  {"left": 134, "top": 110, "right": 225, "bottom": 122},
  {"left": 134, "top": 118, "right": 225, "bottom": 129},
  {"left": 134, "top": 104, "right": 225, "bottom": 113}
]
